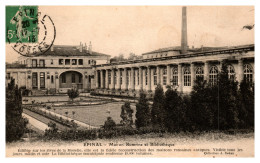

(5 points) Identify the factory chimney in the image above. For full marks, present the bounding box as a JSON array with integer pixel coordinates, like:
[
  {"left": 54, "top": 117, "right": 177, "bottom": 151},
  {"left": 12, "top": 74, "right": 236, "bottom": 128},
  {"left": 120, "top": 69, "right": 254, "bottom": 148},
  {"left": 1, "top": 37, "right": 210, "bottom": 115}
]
[{"left": 181, "top": 6, "right": 188, "bottom": 54}]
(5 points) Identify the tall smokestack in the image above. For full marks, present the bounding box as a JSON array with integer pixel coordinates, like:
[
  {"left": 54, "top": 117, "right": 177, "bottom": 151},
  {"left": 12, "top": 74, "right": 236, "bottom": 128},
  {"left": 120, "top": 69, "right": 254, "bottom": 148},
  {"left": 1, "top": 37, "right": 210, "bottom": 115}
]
[{"left": 181, "top": 6, "right": 188, "bottom": 54}]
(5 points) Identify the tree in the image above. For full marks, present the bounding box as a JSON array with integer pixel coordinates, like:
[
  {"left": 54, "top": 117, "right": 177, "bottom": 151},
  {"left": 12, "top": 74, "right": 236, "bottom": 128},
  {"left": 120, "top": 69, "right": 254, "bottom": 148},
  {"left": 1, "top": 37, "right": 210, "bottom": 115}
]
[
  {"left": 6, "top": 78, "right": 28, "bottom": 142},
  {"left": 238, "top": 80, "right": 254, "bottom": 129},
  {"left": 120, "top": 101, "right": 134, "bottom": 127},
  {"left": 151, "top": 84, "right": 166, "bottom": 128},
  {"left": 103, "top": 117, "right": 116, "bottom": 130},
  {"left": 189, "top": 77, "right": 216, "bottom": 131},
  {"left": 217, "top": 61, "right": 239, "bottom": 130},
  {"left": 164, "top": 86, "right": 186, "bottom": 132},
  {"left": 67, "top": 88, "right": 79, "bottom": 102},
  {"left": 135, "top": 91, "right": 151, "bottom": 128}
]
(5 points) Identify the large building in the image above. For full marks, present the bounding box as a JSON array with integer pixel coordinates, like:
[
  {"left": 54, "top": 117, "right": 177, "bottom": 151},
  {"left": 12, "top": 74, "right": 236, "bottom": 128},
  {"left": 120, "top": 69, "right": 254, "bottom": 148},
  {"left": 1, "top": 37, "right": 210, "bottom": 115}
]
[
  {"left": 93, "top": 7, "right": 254, "bottom": 97},
  {"left": 6, "top": 42, "right": 110, "bottom": 94},
  {"left": 6, "top": 7, "right": 254, "bottom": 97}
]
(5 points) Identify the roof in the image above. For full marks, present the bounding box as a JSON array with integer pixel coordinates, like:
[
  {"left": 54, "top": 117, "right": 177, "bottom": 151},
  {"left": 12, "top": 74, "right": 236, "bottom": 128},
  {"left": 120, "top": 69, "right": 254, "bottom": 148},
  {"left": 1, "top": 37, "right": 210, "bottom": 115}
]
[
  {"left": 35, "top": 45, "right": 111, "bottom": 57},
  {"left": 142, "top": 44, "right": 254, "bottom": 55}
]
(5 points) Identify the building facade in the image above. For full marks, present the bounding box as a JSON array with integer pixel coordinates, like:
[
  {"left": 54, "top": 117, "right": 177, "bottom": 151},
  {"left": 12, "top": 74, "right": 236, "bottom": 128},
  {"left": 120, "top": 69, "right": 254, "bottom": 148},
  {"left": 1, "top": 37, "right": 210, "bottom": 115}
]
[
  {"left": 94, "top": 44, "right": 254, "bottom": 97},
  {"left": 6, "top": 43, "right": 110, "bottom": 94}
]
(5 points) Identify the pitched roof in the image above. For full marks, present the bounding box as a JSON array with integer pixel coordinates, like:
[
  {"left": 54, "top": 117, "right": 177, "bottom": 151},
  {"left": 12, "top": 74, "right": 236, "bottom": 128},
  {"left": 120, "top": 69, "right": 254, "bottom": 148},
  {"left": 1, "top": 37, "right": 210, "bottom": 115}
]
[{"left": 36, "top": 45, "right": 110, "bottom": 57}]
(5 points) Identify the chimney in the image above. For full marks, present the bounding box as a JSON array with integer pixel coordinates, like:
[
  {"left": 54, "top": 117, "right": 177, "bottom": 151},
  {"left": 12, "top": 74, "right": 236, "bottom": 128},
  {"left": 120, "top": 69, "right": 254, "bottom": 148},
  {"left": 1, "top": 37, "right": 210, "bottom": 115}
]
[
  {"left": 89, "top": 41, "right": 92, "bottom": 54},
  {"left": 79, "top": 42, "right": 83, "bottom": 52},
  {"left": 85, "top": 43, "right": 88, "bottom": 51},
  {"left": 181, "top": 6, "right": 188, "bottom": 54},
  {"left": 51, "top": 44, "right": 54, "bottom": 51}
]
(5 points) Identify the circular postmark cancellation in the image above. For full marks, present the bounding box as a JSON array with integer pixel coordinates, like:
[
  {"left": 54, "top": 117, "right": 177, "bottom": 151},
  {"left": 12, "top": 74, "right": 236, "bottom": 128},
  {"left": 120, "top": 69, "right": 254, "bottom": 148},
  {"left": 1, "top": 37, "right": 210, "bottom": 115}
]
[{"left": 6, "top": 6, "right": 56, "bottom": 57}]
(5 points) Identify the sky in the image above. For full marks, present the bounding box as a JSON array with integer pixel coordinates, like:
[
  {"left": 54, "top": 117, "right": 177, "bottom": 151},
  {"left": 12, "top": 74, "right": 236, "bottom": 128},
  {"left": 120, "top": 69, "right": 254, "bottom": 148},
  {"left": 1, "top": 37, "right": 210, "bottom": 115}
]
[{"left": 6, "top": 6, "right": 254, "bottom": 63}]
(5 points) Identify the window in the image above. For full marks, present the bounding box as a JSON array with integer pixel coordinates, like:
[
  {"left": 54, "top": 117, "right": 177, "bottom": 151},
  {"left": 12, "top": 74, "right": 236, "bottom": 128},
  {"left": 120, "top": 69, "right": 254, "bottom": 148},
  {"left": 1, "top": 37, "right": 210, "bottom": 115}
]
[
  {"left": 163, "top": 67, "right": 167, "bottom": 85},
  {"left": 108, "top": 71, "right": 111, "bottom": 84},
  {"left": 40, "top": 72, "right": 45, "bottom": 88},
  {"left": 72, "top": 74, "right": 75, "bottom": 83},
  {"left": 172, "top": 68, "right": 178, "bottom": 86},
  {"left": 153, "top": 69, "right": 157, "bottom": 85},
  {"left": 209, "top": 66, "right": 218, "bottom": 86},
  {"left": 145, "top": 69, "right": 148, "bottom": 85},
  {"left": 244, "top": 64, "right": 253, "bottom": 83},
  {"left": 114, "top": 71, "right": 117, "bottom": 85},
  {"left": 51, "top": 75, "right": 54, "bottom": 83},
  {"left": 227, "top": 65, "right": 235, "bottom": 81},
  {"left": 79, "top": 59, "right": 83, "bottom": 65},
  {"left": 120, "top": 70, "right": 123, "bottom": 85},
  {"left": 72, "top": 59, "right": 77, "bottom": 65},
  {"left": 184, "top": 67, "right": 191, "bottom": 86},
  {"left": 88, "top": 60, "right": 91, "bottom": 64},
  {"left": 137, "top": 70, "right": 139, "bottom": 85},
  {"left": 133, "top": 71, "right": 135, "bottom": 85},
  {"left": 51, "top": 59, "right": 53, "bottom": 65},
  {"left": 126, "top": 70, "right": 129, "bottom": 85},
  {"left": 32, "top": 72, "right": 38, "bottom": 88},
  {"left": 59, "top": 59, "right": 64, "bottom": 65},
  {"left": 195, "top": 67, "right": 204, "bottom": 81},
  {"left": 65, "top": 59, "right": 70, "bottom": 65},
  {"left": 32, "top": 59, "right": 37, "bottom": 67},
  {"left": 39, "top": 60, "right": 45, "bottom": 67},
  {"left": 79, "top": 75, "right": 82, "bottom": 83},
  {"left": 61, "top": 74, "right": 66, "bottom": 83}
]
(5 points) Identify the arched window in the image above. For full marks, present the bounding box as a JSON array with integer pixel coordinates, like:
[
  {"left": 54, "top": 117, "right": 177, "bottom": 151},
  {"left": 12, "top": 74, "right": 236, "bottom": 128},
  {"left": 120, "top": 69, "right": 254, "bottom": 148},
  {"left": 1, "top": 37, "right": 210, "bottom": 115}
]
[
  {"left": 153, "top": 68, "right": 157, "bottom": 85},
  {"left": 108, "top": 71, "right": 111, "bottom": 84},
  {"left": 120, "top": 70, "right": 123, "bottom": 85},
  {"left": 227, "top": 65, "right": 235, "bottom": 81},
  {"left": 172, "top": 68, "right": 178, "bottom": 86},
  {"left": 126, "top": 70, "right": 129, "bottom": 85},
  {"left": 195, "top": 67, "right": 204, "bottom": 80},
  {"left": 162, "top": 67, "right": 167, "bottom": 85},
  {"left": 244, "top": 64, "right": 253, "bottom": 82},
  {"left": 184, "top": 67, "right": 191, "bottom": 86},
  {"left": 209, "top": 66, "right": 218, "bottom": 86},
  {"left": 114, "top": 70, "right": 117, "bottom": 85}
]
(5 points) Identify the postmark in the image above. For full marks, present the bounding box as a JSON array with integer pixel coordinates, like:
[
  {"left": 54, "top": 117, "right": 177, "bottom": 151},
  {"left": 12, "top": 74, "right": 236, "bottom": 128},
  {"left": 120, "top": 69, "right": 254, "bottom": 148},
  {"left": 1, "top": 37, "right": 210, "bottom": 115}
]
[{"left": 6, "top": 6, "right": 56, "bottom": 56}]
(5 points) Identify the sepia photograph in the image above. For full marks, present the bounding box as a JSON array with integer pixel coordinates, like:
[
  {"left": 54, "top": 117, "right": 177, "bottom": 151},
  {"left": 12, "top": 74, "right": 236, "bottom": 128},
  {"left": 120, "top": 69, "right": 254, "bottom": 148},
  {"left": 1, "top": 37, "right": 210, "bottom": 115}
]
[{"left": 5, "top": 5, "right": 255, "bottom": 157}]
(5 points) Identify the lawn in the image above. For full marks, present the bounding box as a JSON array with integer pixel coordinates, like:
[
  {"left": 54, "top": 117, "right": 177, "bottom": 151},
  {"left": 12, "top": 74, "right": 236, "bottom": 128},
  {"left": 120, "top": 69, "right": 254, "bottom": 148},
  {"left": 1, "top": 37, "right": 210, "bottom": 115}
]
[{"left": 53, "top": 102, "right": 136, "bottom": 127}]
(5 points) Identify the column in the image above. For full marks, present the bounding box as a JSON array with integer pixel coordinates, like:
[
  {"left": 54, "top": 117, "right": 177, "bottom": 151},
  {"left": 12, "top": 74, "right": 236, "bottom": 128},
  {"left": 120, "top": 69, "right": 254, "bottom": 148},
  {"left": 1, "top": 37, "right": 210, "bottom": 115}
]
[
  {"left": 190, "top": 63, "right": 195, "bottom": 87},
  {"left": 156, "top": 66, "right": 160, "bottom": 85},
  {"left": 237, "top": 59, "right": 244, "bottom": 83},
  {"left": 116, "top": 69, "right": 121, "bottom": 90},
  {"left": 105, "top": 69, "right": 109, "bottom": 89},
  {"left": 95, "top": 70, "right": 99, "bottom": 88},
  {"left": 100, "top": 70, "right": 104, "bottom": 89},
  {"left": 130, "top": 67, "right": 135, "bottom": 90},
  {"left": 167, "top": 65, "right": 171, "bottom": 85},
  {"left": 111, "top": 69, "right": 115, "bottom": 89},
  {"left": 122, "top": 68, "right": 127, "bottom": 90},
  {"left": 139, "top": 67, "right": 143, "bottom": 90},
  {"left": 147, "top": 66, "right": 151, "bottom": 91},
  {"left": 38, "top": 72, "right": 41, "bottom": 90},
  {"left": 219, "top": 60, "right": 223, "bottom": 72},
  {"left": 178, "top": 64, "right": 183, "bottom": 92},
  {"left": 204, "top": 61, "right": 209, "bottom": 82}
]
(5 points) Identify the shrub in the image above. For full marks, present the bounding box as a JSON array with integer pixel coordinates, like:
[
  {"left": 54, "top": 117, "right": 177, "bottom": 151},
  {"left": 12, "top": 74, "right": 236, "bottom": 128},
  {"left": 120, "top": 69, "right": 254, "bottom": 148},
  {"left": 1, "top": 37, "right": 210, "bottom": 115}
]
[
  {"left": 135, "top": 91, "right": 151, "bottom": 128},
  {"left": 120, "top": 101, "right": 134, "bottom": 126},
  {"left": 67, "top": 88, "right": 79, "bottom": 102}
]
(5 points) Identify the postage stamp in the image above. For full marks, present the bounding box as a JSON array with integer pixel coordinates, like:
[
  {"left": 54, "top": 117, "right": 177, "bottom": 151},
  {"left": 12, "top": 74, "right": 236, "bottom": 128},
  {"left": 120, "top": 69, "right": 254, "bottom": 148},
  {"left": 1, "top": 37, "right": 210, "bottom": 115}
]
[{"left": 6, "top": 6, "right": 56, "bottom": 56}]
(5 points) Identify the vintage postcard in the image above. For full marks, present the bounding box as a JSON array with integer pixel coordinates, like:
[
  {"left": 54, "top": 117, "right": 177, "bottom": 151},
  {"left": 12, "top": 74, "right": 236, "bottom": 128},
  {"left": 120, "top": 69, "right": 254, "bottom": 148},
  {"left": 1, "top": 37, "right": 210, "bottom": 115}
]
[{"left": 5, "top": 6, "right": 254, "bottom": 157}]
